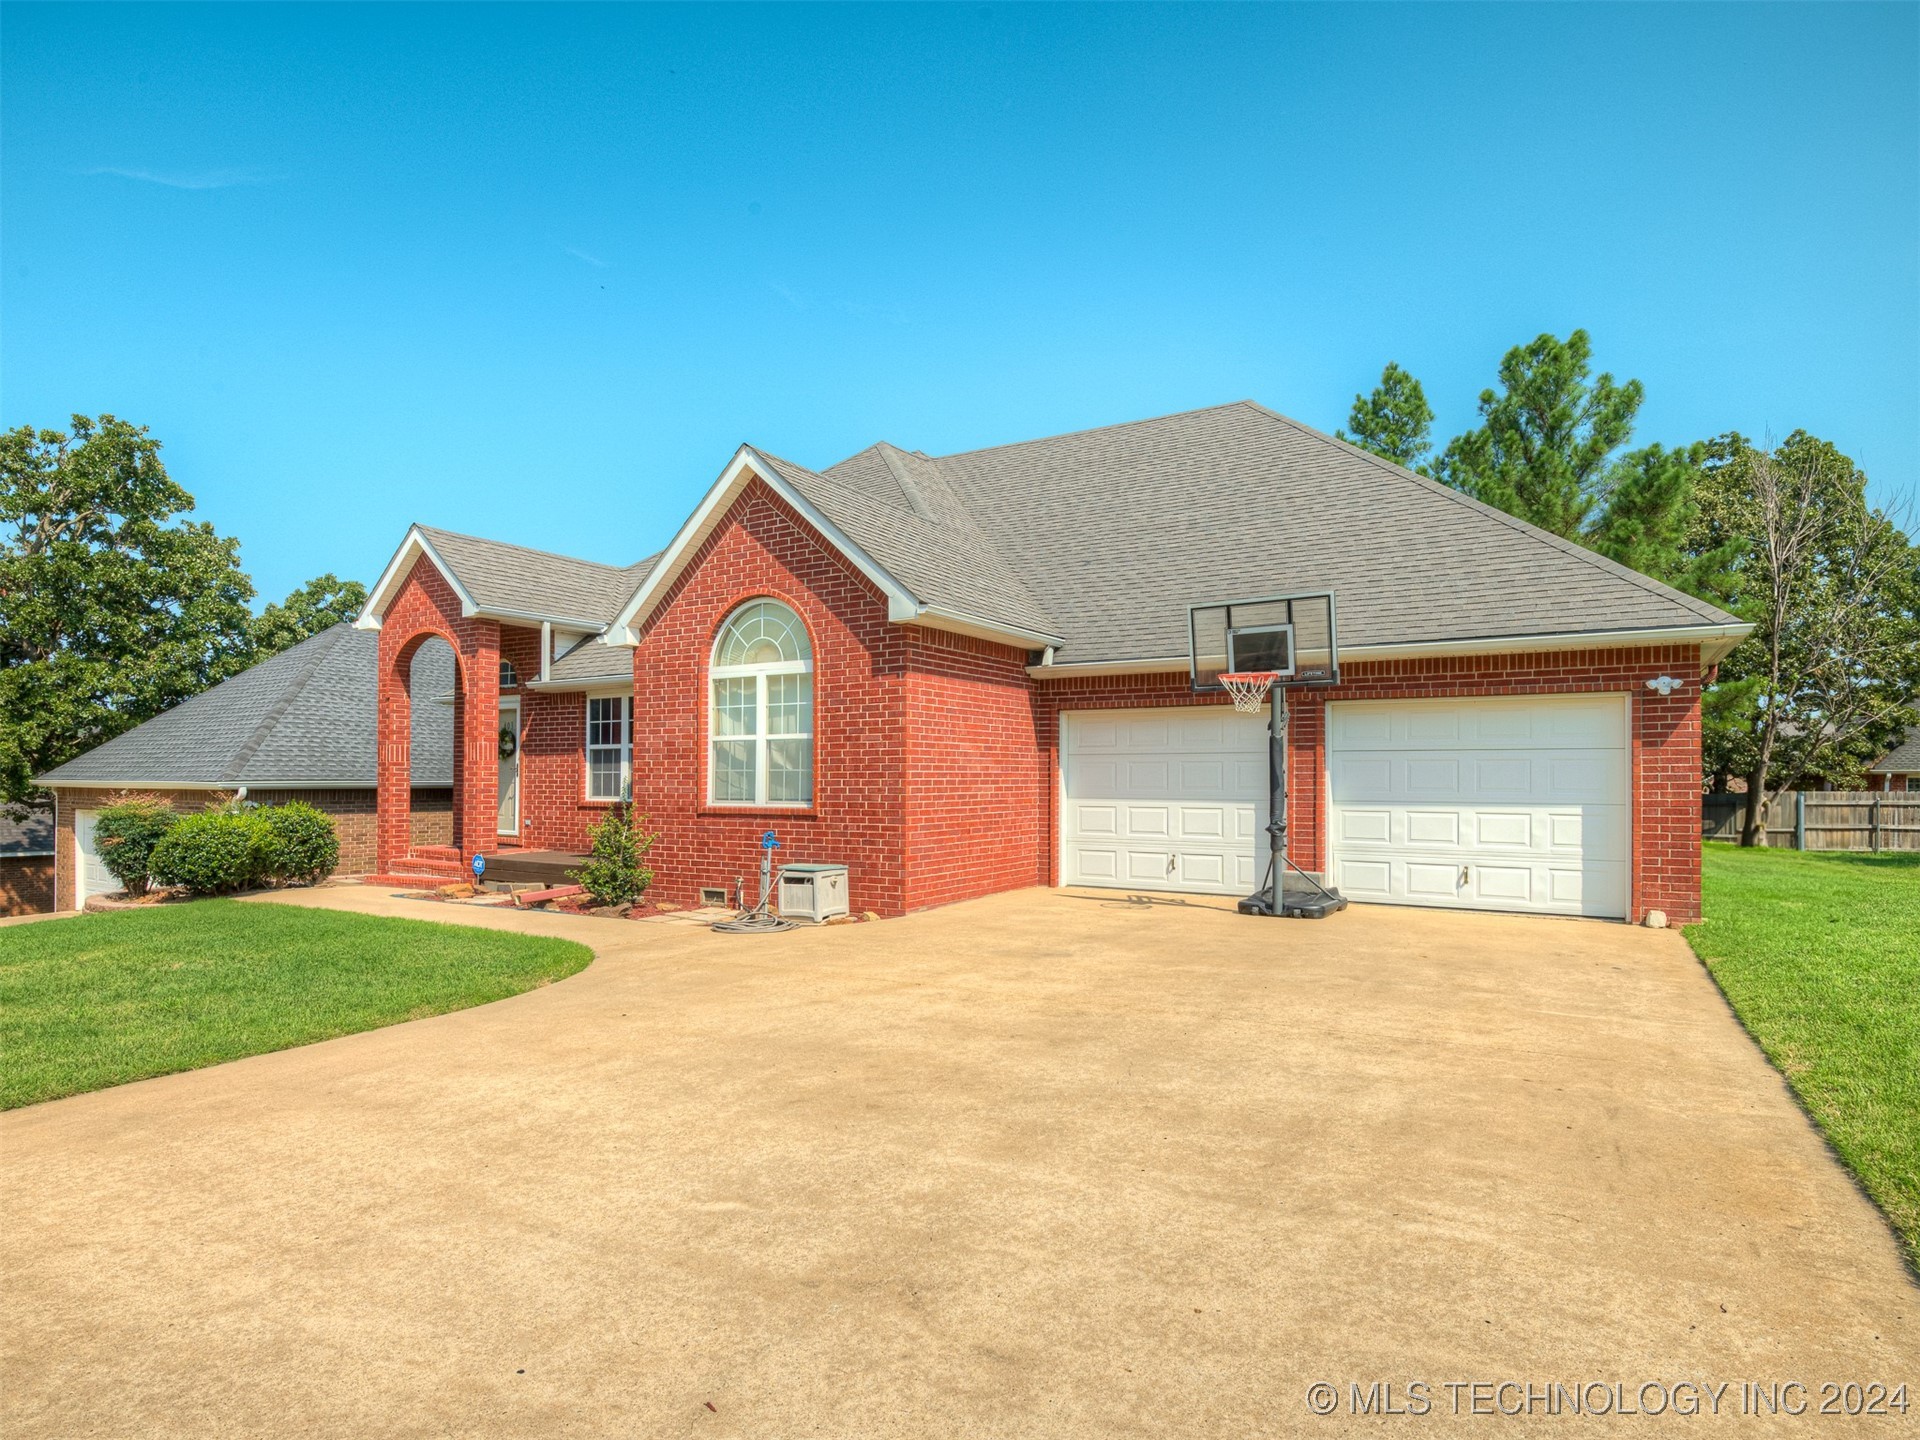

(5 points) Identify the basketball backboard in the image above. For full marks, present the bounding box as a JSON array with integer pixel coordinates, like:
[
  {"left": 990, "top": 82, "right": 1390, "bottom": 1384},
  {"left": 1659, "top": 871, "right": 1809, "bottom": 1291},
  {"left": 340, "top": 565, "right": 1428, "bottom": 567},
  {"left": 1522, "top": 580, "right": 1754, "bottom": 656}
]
[{"left": 1189, "top": 591, "right": 1340, "bottom": 693}]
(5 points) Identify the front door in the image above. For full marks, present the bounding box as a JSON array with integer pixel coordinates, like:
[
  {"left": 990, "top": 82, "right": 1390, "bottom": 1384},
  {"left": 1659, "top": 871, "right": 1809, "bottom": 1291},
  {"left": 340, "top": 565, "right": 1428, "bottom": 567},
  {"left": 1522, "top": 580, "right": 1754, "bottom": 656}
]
[{"left": 497, "top": 699, "right": 521, "bottom": 836}]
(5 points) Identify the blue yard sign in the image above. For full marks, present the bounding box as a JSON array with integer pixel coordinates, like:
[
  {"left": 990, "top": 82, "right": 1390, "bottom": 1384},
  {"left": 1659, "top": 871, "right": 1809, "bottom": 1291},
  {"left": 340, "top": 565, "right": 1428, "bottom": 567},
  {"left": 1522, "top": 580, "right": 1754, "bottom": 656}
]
[
  {"left": 471, "top": 853, "right": 486, "bottom": 878},
  {"left": 761, "top": 830, "right": 780, "bottom": 850}
]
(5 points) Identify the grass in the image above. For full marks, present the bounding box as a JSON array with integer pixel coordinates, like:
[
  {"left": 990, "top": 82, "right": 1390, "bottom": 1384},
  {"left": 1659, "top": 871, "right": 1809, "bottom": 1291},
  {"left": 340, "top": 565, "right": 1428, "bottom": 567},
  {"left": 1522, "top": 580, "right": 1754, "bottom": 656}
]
[
  {"left": 0, "top": 901, "right": 592, "bottom": 1109},
  {"left": 1686, "top": 843, "right": 1920, "bottom": 1269}
]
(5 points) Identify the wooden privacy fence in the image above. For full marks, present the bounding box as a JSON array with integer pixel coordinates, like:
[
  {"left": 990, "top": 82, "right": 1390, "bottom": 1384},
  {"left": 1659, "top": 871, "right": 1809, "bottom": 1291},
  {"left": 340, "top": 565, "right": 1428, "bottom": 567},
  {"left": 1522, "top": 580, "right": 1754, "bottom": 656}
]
[{"left": 1702, "top": 791, "right": 1920, "bottom": 852}]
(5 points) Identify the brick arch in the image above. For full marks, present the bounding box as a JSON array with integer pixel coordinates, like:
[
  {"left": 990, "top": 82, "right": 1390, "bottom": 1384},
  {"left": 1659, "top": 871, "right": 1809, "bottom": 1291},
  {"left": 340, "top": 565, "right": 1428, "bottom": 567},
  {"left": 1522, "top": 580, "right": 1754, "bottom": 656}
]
[{"left": 373, "top": 557, "right": 502, "bottom": 881}]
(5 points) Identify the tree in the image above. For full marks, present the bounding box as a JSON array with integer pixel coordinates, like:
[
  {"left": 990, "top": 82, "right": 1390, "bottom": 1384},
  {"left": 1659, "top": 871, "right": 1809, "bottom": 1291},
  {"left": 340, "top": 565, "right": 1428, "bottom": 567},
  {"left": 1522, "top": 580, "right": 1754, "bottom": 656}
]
[
  {"left": 570, "top": 804, "right": 657, "bottom": 907},
  {"left": 1, "top": 416, "right": 257, "bottom": 809},
  {"left": 1586, "top": 441, "right": 1739, "bottom": 597},
  {"left": 1337, "top": 362, "right": 1434, "bottom": 471},
  {"left": 1692, "top": 432, "right": 1920, "bottom": 842},
  {"left": 0, "top": 414, "right": 367, "bottom": 812},
  {"left": 250, "top": 573, "right": 368, "bottom": 657},
  {"left": 1435, "top": 329, "right": 1645, "bottom": 540}
]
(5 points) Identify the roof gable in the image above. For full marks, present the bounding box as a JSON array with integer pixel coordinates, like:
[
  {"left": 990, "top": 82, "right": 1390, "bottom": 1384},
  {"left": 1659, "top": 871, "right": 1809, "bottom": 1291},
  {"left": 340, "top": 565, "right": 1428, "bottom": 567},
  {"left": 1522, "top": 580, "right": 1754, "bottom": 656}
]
[{"left": 359, "top": 524, "right": 655, "bottom": 632}]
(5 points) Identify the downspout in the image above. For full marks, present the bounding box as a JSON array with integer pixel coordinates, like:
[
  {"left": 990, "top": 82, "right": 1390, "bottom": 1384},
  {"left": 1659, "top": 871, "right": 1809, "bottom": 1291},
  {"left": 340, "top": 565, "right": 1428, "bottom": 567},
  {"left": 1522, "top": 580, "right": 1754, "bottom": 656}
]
[{"left": 540, "top": 621, "right": 552, "bottom": 683}]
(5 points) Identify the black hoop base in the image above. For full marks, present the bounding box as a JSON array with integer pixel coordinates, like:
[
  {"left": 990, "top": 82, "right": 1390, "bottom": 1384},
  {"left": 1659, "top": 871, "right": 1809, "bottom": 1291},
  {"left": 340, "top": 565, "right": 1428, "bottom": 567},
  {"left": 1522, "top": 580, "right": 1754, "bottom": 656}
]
[{"left": 1238, "top": 881, "right": 1348, "bottom": 920}]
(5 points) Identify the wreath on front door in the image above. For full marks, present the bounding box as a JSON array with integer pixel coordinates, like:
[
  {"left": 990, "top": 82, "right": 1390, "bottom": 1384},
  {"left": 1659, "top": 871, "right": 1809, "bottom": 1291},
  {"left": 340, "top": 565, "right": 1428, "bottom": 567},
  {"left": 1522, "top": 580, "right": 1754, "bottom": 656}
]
[{"left": 498, "top": 726, "right": 517, "bottom": 760}]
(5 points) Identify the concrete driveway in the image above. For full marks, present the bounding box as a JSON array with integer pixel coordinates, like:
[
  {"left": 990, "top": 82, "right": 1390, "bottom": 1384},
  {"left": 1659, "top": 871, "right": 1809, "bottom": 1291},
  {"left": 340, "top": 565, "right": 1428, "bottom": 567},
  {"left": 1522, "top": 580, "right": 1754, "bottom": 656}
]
[{"left": 3, "top": 887, "right": 1912, "bottom": 1437}]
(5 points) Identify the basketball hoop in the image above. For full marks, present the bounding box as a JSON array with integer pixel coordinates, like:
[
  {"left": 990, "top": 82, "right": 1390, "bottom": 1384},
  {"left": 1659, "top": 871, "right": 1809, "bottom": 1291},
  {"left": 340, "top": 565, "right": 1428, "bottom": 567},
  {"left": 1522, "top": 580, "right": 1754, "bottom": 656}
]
[{"left": 1218, "top": 671, "right": 1280, "bottom": 714}]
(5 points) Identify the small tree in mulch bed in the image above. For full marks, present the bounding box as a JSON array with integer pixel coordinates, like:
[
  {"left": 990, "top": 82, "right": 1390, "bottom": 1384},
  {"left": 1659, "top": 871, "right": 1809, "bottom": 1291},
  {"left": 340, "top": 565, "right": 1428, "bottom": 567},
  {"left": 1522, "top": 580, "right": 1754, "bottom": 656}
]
[{"left": 570, "top": 804, "right": 656, "bottom": 908}]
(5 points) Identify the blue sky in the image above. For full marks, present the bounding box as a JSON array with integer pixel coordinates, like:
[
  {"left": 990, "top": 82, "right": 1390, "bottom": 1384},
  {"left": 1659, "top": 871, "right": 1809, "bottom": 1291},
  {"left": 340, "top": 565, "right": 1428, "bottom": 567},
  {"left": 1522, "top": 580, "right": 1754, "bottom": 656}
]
[{"left": 5, "top": 2, "right": 1916, "bottom": 605}]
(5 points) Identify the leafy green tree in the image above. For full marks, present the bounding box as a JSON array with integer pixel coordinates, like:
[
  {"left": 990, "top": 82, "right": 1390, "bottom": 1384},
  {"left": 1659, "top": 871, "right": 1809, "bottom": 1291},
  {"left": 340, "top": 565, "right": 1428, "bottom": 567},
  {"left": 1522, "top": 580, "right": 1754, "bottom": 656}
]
[
  {"left": 1435, "top": 329, "right": 1644, "bottom": 540},
  {"left": 92, "top": 795, "right": 179, "bottom": 897},
  {"left": 1692, "top": 432, "right": 1920, "bottom": 839},
  {"left": 251, "top": 573, "right": 368, "bottom": 656},
  {"left": 1, "top": 416, "right": 256, "bottom": 809},
  {"left": 0, "top": 416, "right": 367, "bottom": 811},
  {"left": 1337, "top": 362, "right": 1434, "bottom": 471}
]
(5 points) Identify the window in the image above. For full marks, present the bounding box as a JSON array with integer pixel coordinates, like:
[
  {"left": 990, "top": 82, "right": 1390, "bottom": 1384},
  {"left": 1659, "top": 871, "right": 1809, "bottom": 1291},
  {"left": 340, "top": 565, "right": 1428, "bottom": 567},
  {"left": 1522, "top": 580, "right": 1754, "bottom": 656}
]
[
  {"left": 709, "top": 599, "right": 813, "bottom": 806},
  {"left": 585, "top": 695, "right": 631, "bottom": 801},
  {"left": 499, "top": 658, "right": 519, "bottom": 689}
]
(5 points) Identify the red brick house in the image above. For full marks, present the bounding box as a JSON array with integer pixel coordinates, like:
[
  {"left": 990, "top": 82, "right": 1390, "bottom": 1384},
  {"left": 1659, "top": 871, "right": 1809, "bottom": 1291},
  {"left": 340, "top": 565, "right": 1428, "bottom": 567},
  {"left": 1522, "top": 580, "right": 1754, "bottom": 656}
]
[{"left": 354, "top": 403, "right": 1749, "bottom": 923}]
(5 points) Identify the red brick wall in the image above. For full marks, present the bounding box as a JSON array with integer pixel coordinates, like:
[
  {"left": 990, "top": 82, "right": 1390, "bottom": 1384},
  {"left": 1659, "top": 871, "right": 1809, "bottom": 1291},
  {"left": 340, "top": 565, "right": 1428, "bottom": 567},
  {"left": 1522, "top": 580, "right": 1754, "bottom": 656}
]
[
  {"left": 375, "top": 560, "right": 500, "bottom": 874},
  {"left": 1, "top": 856, "right": 54, "bottom": 916},
  {"left": 496, "top": 621, "right": 636, "bottom": 855},
  {"left": 1031, "top": 644, "right": 1707, "bottom": 923},
  {"left": 629, "top": 479, "right": 910, "bottom": 913},
  {"left": 901, "top": 627, "right": 1049, "bottom": 910}
]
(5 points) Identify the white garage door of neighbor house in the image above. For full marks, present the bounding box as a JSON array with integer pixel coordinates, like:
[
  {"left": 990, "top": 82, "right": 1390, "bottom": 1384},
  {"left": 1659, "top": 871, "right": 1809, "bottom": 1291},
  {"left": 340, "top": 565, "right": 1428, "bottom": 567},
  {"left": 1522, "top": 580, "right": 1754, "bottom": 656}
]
[
  {"left": 1328, "top": 695, "right": 1630, "bottom": 919},
  {"left": 74, "top": 810, "right": 119, "bottom": 905},
  {"left": 1060, "top": 708, "right": 1268, "bottom": 895}
]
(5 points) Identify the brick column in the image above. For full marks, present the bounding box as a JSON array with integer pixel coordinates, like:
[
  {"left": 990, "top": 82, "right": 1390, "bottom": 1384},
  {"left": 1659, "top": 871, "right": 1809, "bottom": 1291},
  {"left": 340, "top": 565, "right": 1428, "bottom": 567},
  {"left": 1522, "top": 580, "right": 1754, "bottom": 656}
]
[{"left": 375, "top": 636, "right": 414, "bottom": 874}]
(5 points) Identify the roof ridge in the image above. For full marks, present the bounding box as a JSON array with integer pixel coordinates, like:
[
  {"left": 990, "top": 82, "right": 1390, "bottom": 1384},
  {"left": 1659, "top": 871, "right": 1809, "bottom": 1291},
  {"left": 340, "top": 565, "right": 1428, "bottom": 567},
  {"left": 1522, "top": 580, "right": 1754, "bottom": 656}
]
[
  {"left": 219, "top": 624, "right": 351, "bottom": 785},
  {"left": 417, "top": 524, "right": 639, "bottom": 575},
  {"left": 931, "top": 400, "right": 1263, "bottom": 464},
  {"left": 875, "top": 443, "right": 940, "bottom": 523},
  {"left": 1243, "top": 402, "right": 1738, "bottom": 628}
]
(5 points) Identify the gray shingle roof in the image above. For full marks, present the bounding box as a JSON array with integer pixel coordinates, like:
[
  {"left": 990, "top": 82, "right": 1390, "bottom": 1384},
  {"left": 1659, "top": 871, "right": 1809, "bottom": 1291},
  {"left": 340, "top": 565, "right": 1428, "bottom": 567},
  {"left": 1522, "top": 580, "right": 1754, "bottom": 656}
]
[
  {"left": 37, "top": 625, "right": 453, "bottom": 790},
  {"left": 543, "top": 634, "right": 633, "bottom": 686},
  {"left": 417, "top": 527, "right": 656, "bottom": 627},
  {"left": 1871, "top": 734, "right": 1920, "bottom": 773},
  {"left": 0, "top": 807, "right": 53, "bottom": 857},
  {"left": 756, "top": 448, "right": 1060, "bottom": 641},
  {"left": 900, "top": 402, "right": 1740, "bottom": 664}
]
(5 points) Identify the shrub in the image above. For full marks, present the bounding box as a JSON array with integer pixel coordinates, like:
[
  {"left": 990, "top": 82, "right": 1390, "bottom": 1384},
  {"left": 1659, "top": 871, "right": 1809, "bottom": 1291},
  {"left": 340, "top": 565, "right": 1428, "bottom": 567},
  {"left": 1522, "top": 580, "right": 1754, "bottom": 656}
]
[
  {"left": 257, "top": 802, "right": 339, "bottom": 886},
  {"left": 570, "top": 805, "right": 656, "bottom": 907},
  {"left": 149, "top": 811, "right": 269, "bottom": 896},
  {"left": 91, "top": 796, "right": 178, "bottom": 897}
]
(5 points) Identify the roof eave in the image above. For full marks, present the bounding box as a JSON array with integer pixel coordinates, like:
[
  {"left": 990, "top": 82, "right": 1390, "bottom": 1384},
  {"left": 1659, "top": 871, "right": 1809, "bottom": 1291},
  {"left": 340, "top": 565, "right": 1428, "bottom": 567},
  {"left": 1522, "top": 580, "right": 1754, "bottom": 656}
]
[{"left": 1025, "top": 622, "right": 1755, "bottom": 680}]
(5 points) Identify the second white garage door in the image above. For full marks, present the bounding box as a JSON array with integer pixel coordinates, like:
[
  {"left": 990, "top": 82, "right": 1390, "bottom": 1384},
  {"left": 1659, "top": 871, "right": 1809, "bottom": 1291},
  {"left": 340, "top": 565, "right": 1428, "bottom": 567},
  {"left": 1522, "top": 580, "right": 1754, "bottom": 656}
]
[
  {"left": 1327, "top": 694, "right": 1631, "bottom": 918},
  {"left": 1061, "top": 708, "right": 1267, "bottom": 895}
]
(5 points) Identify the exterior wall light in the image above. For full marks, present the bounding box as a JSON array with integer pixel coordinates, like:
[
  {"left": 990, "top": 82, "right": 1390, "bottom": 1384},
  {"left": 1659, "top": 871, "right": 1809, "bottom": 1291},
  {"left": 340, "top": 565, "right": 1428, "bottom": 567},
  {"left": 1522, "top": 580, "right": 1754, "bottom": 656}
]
[{"left": 1645, "top": 676, "right": 1684, "bottom": 696}]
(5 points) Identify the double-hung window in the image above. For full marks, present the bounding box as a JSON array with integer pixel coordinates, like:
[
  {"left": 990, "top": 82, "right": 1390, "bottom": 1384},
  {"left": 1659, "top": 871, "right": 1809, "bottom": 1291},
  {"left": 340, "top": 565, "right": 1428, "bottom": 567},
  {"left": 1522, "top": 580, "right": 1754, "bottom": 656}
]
[
  {"left": 709, "top": 600, "right": 813, "bottom": 806},
  {"left": 585, "top": 694, "right": 632, "bottom": 801}
]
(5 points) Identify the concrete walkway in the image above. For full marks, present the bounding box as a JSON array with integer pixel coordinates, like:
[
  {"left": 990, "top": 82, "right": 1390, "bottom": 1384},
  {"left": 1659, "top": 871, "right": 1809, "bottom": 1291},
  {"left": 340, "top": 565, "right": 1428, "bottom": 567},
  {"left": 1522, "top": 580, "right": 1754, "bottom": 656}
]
[{"left": 3, "top": 885, "right": 1912, "bottom": 1437}]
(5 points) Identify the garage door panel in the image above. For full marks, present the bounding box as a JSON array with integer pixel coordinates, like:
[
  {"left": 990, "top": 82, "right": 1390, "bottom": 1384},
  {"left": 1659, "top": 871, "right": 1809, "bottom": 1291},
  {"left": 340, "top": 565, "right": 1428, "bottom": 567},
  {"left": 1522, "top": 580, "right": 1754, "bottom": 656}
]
[
  {"left": 1329, "top": 696, "right": 1630, "bottom": 919},
  {"left": 1062, "top": 709, "right": 1266, "bottom": 897}
]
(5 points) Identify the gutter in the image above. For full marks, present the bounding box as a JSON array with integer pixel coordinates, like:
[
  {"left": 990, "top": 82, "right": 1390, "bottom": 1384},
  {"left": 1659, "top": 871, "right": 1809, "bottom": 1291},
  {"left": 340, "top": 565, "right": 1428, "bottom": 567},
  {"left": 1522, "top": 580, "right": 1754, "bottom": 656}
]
[{"left": 1026, "top": 621, "right": 1755, "bottom": 680}]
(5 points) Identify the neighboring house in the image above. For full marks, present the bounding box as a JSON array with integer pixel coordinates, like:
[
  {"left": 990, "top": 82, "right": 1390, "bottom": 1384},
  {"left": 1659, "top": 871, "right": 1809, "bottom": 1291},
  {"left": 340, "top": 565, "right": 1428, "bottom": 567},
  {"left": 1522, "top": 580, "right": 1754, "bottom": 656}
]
[
  {"left": 38, "top": 624, "right": 453, "bottom": 911},
  {"left": 337, "top": 401, "right": 1746, "bottom": 924},
  {"left": 1868, "top": 735, "right": 1920, "bottom": 792},
  {"left": 0, "top": 808, "right": 55, "bottom": 916}
]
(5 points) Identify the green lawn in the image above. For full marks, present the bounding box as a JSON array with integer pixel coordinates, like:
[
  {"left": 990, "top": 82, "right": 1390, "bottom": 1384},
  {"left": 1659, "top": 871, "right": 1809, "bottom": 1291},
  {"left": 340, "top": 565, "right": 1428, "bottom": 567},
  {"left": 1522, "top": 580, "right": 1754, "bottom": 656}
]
[
  {"left": 1687, "top": 844, "right": 1920, "bottom": 1268},
  {"left": 0, "top": 901, "right": 592, "bottom": 1109}
]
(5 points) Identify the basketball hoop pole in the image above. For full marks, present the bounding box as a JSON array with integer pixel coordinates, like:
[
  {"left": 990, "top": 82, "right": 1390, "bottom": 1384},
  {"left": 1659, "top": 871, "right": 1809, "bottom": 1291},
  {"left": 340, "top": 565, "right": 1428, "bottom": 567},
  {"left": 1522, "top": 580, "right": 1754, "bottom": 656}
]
[{"left": 1264, "top": 696, "right": 1288, "bottom": 916}]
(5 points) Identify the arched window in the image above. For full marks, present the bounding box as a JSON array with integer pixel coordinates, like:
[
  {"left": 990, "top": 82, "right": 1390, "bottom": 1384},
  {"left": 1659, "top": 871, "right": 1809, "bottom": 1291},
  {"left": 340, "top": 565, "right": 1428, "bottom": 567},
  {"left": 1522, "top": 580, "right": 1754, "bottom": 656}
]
[{"left": 709, "top": 600, "right": 813, "bottom": 806}]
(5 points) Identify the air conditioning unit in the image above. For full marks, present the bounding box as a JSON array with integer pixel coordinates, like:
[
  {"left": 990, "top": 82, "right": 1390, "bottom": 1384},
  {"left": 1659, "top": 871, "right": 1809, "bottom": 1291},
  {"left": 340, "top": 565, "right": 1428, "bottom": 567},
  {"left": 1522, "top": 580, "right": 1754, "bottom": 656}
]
[{"left": 777, "top": 863, "right": 849, "bottom": 923}]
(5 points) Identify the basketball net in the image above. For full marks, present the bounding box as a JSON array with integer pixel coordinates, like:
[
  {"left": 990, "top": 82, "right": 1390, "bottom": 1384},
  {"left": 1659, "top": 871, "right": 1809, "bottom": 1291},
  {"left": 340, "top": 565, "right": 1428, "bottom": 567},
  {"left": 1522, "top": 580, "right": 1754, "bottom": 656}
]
[{"left": 1218, "top": 671, "right": 1281, "bottom": 714}]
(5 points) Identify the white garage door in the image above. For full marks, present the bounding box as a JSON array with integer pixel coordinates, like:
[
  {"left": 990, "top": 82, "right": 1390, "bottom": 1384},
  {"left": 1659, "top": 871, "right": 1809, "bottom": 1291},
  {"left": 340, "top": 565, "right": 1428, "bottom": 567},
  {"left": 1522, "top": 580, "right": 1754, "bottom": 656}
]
[
  {"left": 1061, "top": 708, "right": 1267, "bottom": 895},
  {"left": 1328, "top": 695, "right": 1630, "bottom": 918},
  {"left": 73, "top": 810, "right": 119, "bottom": 905}
]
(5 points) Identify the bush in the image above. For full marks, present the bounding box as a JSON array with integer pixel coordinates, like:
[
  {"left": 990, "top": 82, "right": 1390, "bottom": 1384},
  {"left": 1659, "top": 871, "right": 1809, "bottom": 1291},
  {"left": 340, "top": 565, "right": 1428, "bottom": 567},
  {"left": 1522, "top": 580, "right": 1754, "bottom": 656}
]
[
  {"left": 91, "top": 796, "right": 178, "bottom": 896},
  {"left": 256, "top": 802, "right": 339, "bottom": 886},
  {"left": 570, "top": 805, "right": 656, "bottom": 907},
  {"left": 149, "top": 811, "right": 269, "bottom": 896}
]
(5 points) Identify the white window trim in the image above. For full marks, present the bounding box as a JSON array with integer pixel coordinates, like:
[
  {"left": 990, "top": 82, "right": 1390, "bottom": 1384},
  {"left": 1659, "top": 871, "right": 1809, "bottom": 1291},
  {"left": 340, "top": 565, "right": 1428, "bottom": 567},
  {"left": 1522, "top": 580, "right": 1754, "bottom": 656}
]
[
  {"left": 707, "top": 607, "right": 815, "bottom": 809},
  {"left": 584, "top": 693, "right": 632, "bottom": 802}
]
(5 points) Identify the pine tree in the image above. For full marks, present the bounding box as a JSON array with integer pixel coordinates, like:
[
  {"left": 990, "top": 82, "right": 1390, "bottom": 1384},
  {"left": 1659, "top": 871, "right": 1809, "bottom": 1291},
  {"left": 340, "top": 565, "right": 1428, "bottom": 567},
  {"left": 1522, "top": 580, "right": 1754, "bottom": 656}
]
[{"left": 1336, "top": 362, "right": 1434, "bottom": 471}]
